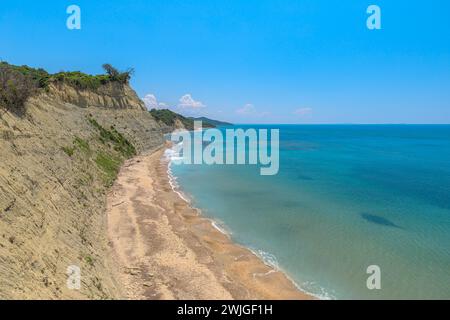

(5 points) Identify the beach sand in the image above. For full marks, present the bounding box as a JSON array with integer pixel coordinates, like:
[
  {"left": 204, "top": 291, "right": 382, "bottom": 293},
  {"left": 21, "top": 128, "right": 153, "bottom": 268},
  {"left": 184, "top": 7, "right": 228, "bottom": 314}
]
[{"left": 107, "top": 146, "right": 312, "bottom": 300}]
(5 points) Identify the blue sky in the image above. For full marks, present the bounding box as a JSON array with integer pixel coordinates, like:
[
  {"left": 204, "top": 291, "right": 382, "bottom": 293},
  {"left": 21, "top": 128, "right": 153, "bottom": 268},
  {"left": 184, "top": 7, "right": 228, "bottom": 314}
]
[{"left": 1, "top": 0, "right": 449, "bottom": 123}]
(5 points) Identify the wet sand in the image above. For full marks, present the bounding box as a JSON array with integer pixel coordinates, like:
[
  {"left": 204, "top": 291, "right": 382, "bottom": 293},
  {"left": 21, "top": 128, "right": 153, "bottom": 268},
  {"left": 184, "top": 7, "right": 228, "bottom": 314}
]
[{"left": 107, "top": 146, "right": 313, "bottom": 300}]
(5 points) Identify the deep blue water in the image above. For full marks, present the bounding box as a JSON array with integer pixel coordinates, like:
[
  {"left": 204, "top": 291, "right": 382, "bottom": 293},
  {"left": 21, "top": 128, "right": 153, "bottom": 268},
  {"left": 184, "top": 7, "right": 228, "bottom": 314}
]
[{"left": 169, "top": 125, "right": 450, "bottom": 299}]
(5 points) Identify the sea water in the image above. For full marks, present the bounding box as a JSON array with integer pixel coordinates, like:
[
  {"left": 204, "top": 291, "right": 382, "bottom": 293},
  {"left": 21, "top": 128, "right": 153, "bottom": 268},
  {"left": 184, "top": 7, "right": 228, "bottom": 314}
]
[{"left": 168, "top": 125, "right": 450, "bottom": 299}]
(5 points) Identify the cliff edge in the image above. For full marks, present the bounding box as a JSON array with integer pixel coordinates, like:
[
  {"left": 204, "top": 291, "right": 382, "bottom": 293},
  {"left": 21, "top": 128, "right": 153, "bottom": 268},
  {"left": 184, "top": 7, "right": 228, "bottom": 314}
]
[{"left": 0, "top": 67, "right": 164, "bottom": 299}]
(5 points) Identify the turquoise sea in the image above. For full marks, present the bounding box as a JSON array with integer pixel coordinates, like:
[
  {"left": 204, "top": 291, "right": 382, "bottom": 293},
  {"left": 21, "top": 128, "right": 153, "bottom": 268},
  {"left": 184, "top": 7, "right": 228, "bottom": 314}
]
[{"left": 168, "top": 125, "right": 450, "bottom": 299}]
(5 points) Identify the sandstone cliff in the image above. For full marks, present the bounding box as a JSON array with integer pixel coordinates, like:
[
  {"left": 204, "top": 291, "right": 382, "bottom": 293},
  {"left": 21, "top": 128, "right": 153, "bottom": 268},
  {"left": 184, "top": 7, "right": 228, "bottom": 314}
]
[
  {"left": 0, "top": 83, "right": 164, "bottom": 299},
  {"left": 47, "top": 82, "right": 146, "bottom": 111}
]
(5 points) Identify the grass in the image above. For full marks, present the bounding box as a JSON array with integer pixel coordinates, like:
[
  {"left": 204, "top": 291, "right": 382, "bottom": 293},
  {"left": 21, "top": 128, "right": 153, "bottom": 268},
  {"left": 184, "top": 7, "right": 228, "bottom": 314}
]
[
  {"left": 60, "top": 118, "right": 136, "bottom": 187},
  {"left": 85, "top": 255, "right": 95, "bottom": 267},
  {"left": 95, "top": 152, "right": 121, "bottom": 186},
  {"left": 88, "top": 117, "right": 136, "bottom": 158},
  {"left": 61, "top": 146, "right": 75, "bottom": 157},
  {"left": 61, "top": 136, "right": 90, "bottom": 157},
  {"left": 73, "top": 136, "right": 90, "bottom": 153}
]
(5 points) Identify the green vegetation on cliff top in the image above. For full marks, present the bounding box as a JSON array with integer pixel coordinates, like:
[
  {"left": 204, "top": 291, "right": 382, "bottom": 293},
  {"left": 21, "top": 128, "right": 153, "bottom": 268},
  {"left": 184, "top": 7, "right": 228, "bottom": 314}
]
[
  {"left": 149, "top": 108, "right": 230, "bottom": 130},
  {"left": 0, "top": 62, "right": 133, "bottom": 116}
]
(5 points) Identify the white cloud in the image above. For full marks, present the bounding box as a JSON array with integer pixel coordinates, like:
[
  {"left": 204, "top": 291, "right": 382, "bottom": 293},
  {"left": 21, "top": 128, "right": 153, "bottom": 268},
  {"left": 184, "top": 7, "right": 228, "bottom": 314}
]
[
  {"left": 236, "top": 104, "right": 271, "bottom": 118},
  {"left": 236, "top": 103, "right": 256, "bottom": 115},
  {"left": 293, "top": 108, "right": 313, "bottom": 116},
  {"left": 178, "top": 94, "right": 205, "bottom": 109},
  {"left": 142, "top": 94, "right": 167, "bottom": 110}
]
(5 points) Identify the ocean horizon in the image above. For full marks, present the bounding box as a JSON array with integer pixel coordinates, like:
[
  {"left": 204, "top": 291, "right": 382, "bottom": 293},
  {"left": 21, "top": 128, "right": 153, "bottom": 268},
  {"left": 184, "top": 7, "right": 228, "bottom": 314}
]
[{"left": 168, "top": 124, "right": 450, "bottom": 299}]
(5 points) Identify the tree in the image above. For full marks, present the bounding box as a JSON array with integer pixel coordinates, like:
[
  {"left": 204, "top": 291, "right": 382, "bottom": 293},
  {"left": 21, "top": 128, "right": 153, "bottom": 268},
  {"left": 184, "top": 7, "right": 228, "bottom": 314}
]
[
  {"left": 102, "top": 64, "right": 133, "bottom": 84},
  {"left": 102, "top": 64, "right": 120, "bottom": 79}
]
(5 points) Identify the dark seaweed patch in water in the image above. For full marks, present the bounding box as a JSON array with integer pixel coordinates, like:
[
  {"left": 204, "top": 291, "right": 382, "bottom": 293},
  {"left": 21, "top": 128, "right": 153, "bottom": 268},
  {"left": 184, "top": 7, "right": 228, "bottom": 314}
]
[
  {"left": 298, "top": 174, "right": 314, "bottom": 181},
  {"left": 361, "top": 213, "right": 402, "bottom": 229},
  {"left": 280, "top": 200, "right": 302, "bottom": 209},
  {"left": 280, "top": 141, "right": 318, "bottom": 151}
]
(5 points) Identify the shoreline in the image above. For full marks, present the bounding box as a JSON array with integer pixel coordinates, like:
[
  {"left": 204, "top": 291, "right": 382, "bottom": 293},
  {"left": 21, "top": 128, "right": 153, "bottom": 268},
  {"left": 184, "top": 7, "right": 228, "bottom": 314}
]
[
  {"left": 165, "top": 153, "right": 318, "bottom": 298},
  {"left": 107, "top": 145, "right": 313, "bottom": 300}
]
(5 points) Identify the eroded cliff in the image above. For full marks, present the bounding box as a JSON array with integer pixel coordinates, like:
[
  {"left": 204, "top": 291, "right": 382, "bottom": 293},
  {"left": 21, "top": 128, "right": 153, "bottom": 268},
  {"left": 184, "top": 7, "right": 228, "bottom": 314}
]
[{"left": 0, "top": 82, "right": 164, "bottom": 299}]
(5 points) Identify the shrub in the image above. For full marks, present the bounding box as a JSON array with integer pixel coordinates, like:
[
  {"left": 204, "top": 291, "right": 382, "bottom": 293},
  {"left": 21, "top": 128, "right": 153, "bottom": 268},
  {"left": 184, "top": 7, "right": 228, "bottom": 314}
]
[
  {"left": 0, "top": 62, "right": 49, "bottom": 88},
  {"left": 0, "top": 63, "right": 39, "bottom": 116}
]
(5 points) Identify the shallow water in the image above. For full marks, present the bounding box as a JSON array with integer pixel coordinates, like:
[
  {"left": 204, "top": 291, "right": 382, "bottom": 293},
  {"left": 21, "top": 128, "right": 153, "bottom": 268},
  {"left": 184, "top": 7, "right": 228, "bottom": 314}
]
[{"left": 169, "top": 125, "right": 450, "bottom": 299}]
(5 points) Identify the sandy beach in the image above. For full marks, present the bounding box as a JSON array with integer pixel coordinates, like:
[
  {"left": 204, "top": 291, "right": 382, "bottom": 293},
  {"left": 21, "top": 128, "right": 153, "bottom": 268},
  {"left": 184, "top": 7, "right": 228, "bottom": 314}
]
[{"left": 107, "top": 145, "right": 312, "bottom": 300}]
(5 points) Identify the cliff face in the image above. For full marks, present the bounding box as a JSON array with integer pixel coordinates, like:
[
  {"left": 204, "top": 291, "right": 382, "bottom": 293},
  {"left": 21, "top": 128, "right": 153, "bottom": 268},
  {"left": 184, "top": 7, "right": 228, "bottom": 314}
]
[
  {"left": 47, "top": 82, "right": 147, "bottom": 111},
  {"left": 0, "top": 83, "right": 164, "bottom": 299}
]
